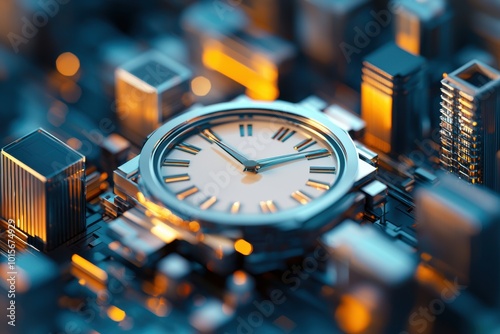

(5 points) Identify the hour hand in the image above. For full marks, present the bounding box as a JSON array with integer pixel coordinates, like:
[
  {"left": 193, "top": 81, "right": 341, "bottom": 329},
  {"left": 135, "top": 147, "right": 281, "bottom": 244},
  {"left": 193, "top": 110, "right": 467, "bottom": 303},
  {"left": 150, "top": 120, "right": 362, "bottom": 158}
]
[
  {"left": 201, "top": 129, "right": 251, "bottom": 166},
  {"left": 245, "top": 148, "right": 330, "bottom": 172}
]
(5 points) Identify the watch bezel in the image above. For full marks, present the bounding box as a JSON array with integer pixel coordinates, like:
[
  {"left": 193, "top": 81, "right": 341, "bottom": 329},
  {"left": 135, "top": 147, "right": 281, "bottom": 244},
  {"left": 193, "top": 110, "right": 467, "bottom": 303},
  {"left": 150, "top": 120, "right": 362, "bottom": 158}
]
[{"left": 138, "top": 100, "right": 359, "bottom": 230}]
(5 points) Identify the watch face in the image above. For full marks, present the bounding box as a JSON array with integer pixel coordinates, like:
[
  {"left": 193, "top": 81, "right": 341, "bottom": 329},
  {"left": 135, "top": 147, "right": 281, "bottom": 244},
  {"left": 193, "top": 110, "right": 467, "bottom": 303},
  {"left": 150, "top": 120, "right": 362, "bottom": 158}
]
[{"left": 139, "top": 100, "right": 358, "bottom": 227}]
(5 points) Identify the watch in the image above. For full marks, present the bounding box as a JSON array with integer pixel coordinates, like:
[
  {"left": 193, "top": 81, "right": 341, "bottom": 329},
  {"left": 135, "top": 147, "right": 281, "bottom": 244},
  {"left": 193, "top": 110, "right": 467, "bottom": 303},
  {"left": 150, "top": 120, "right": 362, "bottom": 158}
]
[{"left": 132, "top": 99, "right": 361, "bottom": 269}]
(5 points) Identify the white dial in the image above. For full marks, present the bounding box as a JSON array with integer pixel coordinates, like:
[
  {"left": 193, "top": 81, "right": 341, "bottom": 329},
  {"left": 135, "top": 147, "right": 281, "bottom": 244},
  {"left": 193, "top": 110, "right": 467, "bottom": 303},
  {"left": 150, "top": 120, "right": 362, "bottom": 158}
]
[{"left": 159, "top": 118, "right": 339, "bottom": 215}]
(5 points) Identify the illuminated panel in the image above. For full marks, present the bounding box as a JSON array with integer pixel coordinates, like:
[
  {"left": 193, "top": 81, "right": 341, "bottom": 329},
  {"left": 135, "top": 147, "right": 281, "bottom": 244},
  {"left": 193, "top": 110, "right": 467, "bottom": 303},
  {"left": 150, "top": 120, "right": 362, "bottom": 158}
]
[
  {"left": 0, "top": 129, "right": 86, "bottom": 251},
  {"left": 361, "top": 43, "right": 428, "bottom": 156},
  {"left": 394, "top": 0, "right": 453, "bottom": 59},
  {"left": 115, "top": 50, "right": 192, "bottom": 145},
  {"left": 202, "top": 39, "right": 278, "bottom": 101},
  {"left": 395, "top": 11, "right": 420, "bottom": 55}
]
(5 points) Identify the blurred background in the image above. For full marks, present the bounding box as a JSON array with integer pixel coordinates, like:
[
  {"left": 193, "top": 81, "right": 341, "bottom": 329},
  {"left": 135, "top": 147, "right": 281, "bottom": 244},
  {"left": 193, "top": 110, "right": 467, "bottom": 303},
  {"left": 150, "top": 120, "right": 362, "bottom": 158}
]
[{"left": 0, "top": 0, "right": 498, "bottom": 165}]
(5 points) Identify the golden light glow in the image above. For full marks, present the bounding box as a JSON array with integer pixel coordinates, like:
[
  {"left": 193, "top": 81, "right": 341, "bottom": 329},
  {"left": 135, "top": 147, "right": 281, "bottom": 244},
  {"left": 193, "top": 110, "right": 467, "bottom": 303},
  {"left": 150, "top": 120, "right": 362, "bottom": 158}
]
[
  {"left": 202, "top": 41, "right": 278, "bottom": 101},
  {"left": 71, "top": 254, "right": 108, "bottom": 283},
  {"left": 200, "top": 196, "right": 217, "bottom": 210},
  {"left": 361, "top": 82, "right": 393, "bottom": 153},
  {"left": 56, "top": 52, "right": 80, "bottom": 77},
  {"left": 146, "top": 297, "right": 170, "bottom": 317},
  {"left": 191, "top": 76, "right": 212, "bottom": 97},
  {"left": 233, "top": 270, "right": 247, "bottom": 285},
  {"left": 260, "top": 200, "right": 279, "bottom": 213},
  {"left": 137, "top": 192, "right": 186, "bottom": 227},
  {"left": 107, "top": 306, "right": 126, "bottom": 322},
  {"left": 150, "top": 223, "right": 178, "bottom": 243},
  {"left": 335, "top": 295, "right": 371, "bottom": 333},
  {"left": 234, "top": 239, "right": 253, "bottom": 256},
  {"left": 395, "top": 12, "right": 420, "bottom": 55}
]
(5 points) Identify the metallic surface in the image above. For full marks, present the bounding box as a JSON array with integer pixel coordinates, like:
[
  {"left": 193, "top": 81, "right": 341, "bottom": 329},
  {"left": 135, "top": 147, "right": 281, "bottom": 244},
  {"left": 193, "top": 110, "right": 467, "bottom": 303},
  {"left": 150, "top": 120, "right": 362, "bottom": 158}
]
[
  {"left": 361, "top": 43, "right": 428, "bottom": 155},
  {"left": 138, "top": 100, "right": 359, "bottom": 228},
  {"left": 0, "top": 128, "right": 86, "bottom": 250}
]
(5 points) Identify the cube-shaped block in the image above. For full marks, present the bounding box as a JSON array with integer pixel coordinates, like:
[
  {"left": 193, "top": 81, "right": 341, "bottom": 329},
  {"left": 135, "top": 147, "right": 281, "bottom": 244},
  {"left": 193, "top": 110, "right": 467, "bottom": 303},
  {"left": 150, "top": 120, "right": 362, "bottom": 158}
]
[{"left": 1, "top": 129, "right": 86, "bottom": 250}]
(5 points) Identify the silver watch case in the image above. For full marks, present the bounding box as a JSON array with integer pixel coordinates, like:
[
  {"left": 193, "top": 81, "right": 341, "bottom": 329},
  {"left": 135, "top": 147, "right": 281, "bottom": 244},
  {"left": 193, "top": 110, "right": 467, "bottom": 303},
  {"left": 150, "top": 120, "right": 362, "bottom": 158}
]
[{"left": 138, "top": 100, "right": 359, "bottom": 235}]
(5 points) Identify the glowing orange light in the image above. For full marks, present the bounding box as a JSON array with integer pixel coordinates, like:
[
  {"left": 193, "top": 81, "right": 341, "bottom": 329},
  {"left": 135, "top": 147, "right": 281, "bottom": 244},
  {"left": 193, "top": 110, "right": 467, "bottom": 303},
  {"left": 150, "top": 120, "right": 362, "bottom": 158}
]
[
  {"left": 56, "top": 52, "right": 80, "bottom": 77},
  {"left": 177, "top": 282, "right": 192, "bottom": 297},
  {"left": 60, "top": 81, "right": 82, "bottom": 103},
  {"left": 421, "top": 252, "right": 432, "bottom": 262},
  {"left": 150, "top": 223, "right": 178, "bottom": 243},
  {"left": 335, "top": 295, "right": 371, "bottom": 333},
  {"left": 107, "top": 306, "right": 126, "bottom": 322},
  {"left": 137, "top": 192, "right": 186, "bottom": 226},
  {"left": 191, "top": 76, "right": 212, "bottom": 97},
  {"left": 202, "top": 41, "right": 278, "bottom": 101},
  {"left": 395, "top": 14, "right": 420, "bottom": 55},
  {"left": 234, "top": 239, "right": 253, "bottom": 256}
]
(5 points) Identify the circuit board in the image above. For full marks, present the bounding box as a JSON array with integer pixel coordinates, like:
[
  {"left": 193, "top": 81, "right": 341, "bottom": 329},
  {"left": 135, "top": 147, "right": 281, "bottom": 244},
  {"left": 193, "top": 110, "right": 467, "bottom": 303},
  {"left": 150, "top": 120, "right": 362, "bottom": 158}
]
[{"left": 1, "top": 1, "right": 500, "bottom": 334}]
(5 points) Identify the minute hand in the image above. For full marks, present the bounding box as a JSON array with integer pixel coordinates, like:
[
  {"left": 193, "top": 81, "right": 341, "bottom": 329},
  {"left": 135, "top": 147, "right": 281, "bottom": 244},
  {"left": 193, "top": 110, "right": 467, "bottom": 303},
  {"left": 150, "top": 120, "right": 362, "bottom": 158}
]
[{"left": 248, "top": 148, "right": 330, "bottom": 172}]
